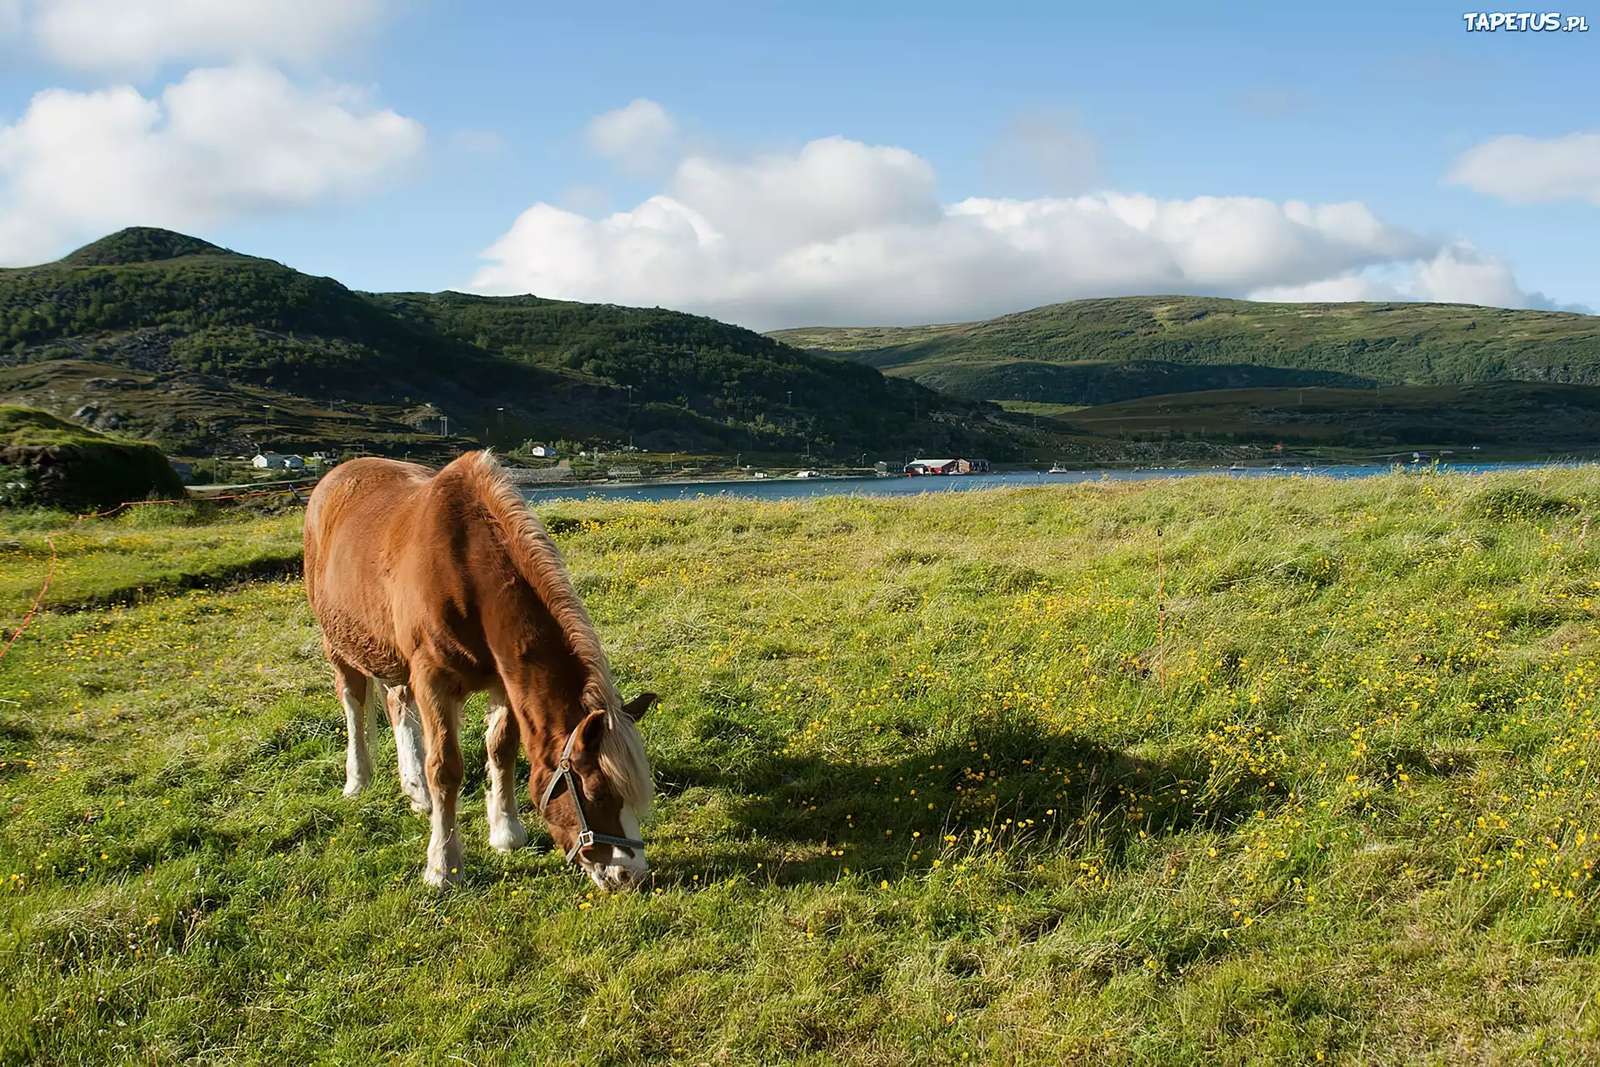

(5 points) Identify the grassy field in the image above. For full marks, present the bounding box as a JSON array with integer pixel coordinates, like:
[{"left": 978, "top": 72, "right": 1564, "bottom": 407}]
[
  {"left": 995, "top": 400, "right": 1090, "bottom": 418},
  {"left": 4, "top": 471, "right": 1600, "bottom": 1062}
]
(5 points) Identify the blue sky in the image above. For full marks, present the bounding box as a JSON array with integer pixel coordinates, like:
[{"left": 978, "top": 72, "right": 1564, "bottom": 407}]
[{"left": 0, "top": 1, "right": 1595, "bottom": 327}]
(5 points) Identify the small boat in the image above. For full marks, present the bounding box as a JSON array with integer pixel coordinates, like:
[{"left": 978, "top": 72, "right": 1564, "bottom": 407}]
[
  {"left": 1047, "top": 465, "right": 1069, "bottom": 474},
  {"left": 793, "top": 469, "right": 821, "bottom": 479}
]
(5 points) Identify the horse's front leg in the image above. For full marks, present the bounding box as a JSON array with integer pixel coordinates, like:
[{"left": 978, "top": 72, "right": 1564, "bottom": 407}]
[
  {"left": 415, "top": 670, "right": 465, "bottom": 887},
  {"left": 485, "top": 689, "right": 529, "bottom": 852}
]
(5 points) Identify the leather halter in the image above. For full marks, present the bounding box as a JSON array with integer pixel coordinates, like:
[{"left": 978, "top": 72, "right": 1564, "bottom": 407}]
[{"left": 537, "top": 720, "right": 646, "bottom": 863}]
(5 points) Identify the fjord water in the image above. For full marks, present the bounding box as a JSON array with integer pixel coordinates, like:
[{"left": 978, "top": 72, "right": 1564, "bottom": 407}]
[{"left": 522, "top": 462, "right": 1588, "bottom": 504}]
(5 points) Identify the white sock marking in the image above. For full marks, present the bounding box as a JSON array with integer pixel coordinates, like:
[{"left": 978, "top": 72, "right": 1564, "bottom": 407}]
[
  {"left": 485, "top": 704, "right": 528, "bottom": 851},
  {"left": 390, "top": 689, "right": 431, "bottom": 814},
  {"left": 341, "top": 685, "right": 372, "bottom": 796}
]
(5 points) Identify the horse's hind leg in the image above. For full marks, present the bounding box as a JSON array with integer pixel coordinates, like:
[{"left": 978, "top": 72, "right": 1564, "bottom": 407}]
[
  {"left": 414, "top": 667, "right": 466, "bottom": 887},
  {"left": 332, "top": 660, "right": 376, "bottom": 797},
  {"left": 386, "top": 685, "right": 431, "bottom": 814},
  {"left": 485, "top": 688, "right": 529, "bottom": 852}
]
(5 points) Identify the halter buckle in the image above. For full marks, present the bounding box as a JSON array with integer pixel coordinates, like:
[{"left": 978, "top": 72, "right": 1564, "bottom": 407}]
[{"left": 538, "top": 722, "right": 646, "bottom": 867}]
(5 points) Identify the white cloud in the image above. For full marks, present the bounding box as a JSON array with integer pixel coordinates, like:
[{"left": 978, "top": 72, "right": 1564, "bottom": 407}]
[
  {"left": 1252, "top": 244, "right": 1559, "bottom": 310},
  {"left": 1447, "top": 131, "right": 1600, "bottom": 205},
  {"left": 474, "top": 125, "right": 1541, "bottom": 329},
  {"left": 0, "top": 64, "right": 424, "bottom": 265},
  {"left": 1412, "top": 243, "right": 1533, "bottom": 306},
  {"left": 674, "top": 136, "right": 938, "bottom": 257},
  {"left": 584, "top": 98, "right": 679, "bottom": 173},
  {"left": 25, "top": 0, "right": 387, "bottom": 74},
  {"left": 1249, "top": 274, "right": 1402, "bottom": 303}
]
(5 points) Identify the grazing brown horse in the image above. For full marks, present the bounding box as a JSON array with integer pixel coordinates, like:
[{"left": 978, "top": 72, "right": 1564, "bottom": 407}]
[{"left": 303, "top": 451, "right": 655, "bottom": 889}]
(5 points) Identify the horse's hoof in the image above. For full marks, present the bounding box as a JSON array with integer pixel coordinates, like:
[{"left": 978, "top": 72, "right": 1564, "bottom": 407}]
[
  {"left": 342, "top": 778, "right": 368, "bottom": 798},
  {"left": 489, "top": 820, "right": 529, "bottom": 853},
  {"left": 423, "top": 864, "right": 462, "bottom": 888}
]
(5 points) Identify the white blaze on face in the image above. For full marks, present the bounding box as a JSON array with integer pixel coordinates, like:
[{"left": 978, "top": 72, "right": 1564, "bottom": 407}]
[{"left": 580, "top": 808, "right": 648, "bottom": 891}]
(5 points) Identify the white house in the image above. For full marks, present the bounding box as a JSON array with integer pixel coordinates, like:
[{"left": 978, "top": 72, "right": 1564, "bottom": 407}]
[
  {"left": 252, "top": 453, "right": 284, "bottom": 470},
  {"left": 528, "top": 444, "right": 557, "bottom": 458}
]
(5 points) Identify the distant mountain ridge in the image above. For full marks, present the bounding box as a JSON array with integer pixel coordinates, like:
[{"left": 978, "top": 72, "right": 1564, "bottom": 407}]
[
  {"left": 772, "top": 295, "right": 1600, "bottom": 406},
  {"left": 0, "top": 228, "right": 1042, "bottom": 459}
]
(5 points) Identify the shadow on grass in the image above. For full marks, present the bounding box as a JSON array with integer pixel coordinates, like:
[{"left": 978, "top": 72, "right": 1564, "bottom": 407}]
[
  {"left": 649, "top": 713, "right": 1273, "bottom": 887},
  {"left": 49, "top": 553, "right": 304, "bottom": 613}
]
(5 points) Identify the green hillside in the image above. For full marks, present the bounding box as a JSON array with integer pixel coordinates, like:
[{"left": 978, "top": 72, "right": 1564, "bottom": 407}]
[
  {"left": 0, "top": 228, "right": 1038, "bottom": 461},
  {"left": 1057, "top": 382, "right": 1600, "bottom": 453},
  {"left": 772, "top": 296, "right": 1600, "bottom": 406}
]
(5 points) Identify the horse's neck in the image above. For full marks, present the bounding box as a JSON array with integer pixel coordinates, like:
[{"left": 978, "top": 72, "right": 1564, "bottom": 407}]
[{"left": 488, "top": 603, "right": 593, "bottom": 750}]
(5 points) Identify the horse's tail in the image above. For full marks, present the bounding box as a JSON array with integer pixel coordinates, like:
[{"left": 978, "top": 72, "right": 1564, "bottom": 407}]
[{"left": 363, "top": 674, "right": 387, "bottom": 729}]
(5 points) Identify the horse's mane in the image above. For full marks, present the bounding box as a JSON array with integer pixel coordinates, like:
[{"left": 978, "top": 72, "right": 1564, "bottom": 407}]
[{"left": 463, "top": 451, "right": 652, "bottom": 814}]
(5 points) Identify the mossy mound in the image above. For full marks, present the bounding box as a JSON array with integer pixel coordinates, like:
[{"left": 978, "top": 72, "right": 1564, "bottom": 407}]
[{"left": 0, "top": 405, "right": 185, "bottom": 509}]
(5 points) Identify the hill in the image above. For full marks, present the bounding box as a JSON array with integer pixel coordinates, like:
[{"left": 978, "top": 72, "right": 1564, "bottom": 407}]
[
  {"left": 772, "top": 295, "right": 1600, "bottom": 406},
  {"left": 0, "top": 404, "right": 184, "bottom": 508},
  {"left": 0, "top": 228, "right": 1044, "bottom": 461},
  {"left": 1056, "top": 381, "right": 1600, "bottom": 454}
]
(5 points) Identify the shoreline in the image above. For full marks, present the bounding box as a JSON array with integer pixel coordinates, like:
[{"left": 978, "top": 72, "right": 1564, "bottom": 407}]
[{"left": 525, "top": 452, "right": 1600, "bottom": 491}]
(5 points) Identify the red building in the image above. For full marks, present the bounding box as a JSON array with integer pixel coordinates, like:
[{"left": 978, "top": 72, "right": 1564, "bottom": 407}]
[{"left": 903, "top": 458, "right": 990, "bottom": 475}]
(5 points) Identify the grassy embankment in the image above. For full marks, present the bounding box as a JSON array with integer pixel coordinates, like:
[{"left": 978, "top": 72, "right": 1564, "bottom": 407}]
[
  {"left": 4, "top": 472, "right": 1600, "bottom": 1062},
  {"left": 0, "top": 406, "right": 185, "bottom": 510}
]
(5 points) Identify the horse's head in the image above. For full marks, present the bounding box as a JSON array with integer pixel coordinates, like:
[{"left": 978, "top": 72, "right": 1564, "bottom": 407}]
[{"left": 534, "top": 692, "right": 656, "bottom": 891}]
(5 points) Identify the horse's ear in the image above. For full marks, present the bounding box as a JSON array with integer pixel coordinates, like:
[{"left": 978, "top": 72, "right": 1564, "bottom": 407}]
[
  {"left": 622, "top": 692, "right": 658, "bottom": 722},
  {"left": 575, "top": 708, "right": 609, "bottom": 754}
]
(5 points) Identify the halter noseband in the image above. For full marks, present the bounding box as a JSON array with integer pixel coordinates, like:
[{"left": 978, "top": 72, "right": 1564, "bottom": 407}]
[{"left": 537, "top": 720, "right": 646, "bottom": 863}]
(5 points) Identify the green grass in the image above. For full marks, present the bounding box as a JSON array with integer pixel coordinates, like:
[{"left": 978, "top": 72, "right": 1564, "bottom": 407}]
[
  {"left": 5, "top": 472, "right": 1600, "bottom": 1062},
  {"left": 0, "top": 406, "right": 186, "bottom": 509},
  {"left": 995, "top": 400, "right": 1089, "bottom": 417},
  {"left": 0, "top": 504, "right": 303, "bottom": 615},
  {"left": 0, "top": 406, "right": 121, "bottom": 450}
]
